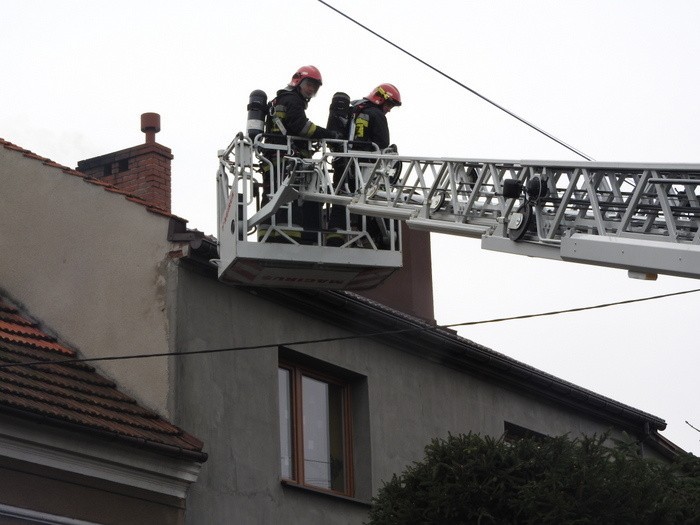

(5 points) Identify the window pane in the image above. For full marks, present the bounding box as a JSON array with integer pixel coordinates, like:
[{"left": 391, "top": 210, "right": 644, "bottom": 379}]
[
  {"left": 278, "top": 368, "right": 293, "bottom": 479},
  {"left": 302, "top": 375, "right": 345, "bottom": 491},
  {"left": 327, "top": 381, "right": 345, "bottom": 491}
]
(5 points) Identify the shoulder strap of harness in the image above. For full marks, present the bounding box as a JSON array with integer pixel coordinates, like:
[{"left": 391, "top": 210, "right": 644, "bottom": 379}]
[{"left": 268, "top": 97, "right": 287, "bottom": 136}]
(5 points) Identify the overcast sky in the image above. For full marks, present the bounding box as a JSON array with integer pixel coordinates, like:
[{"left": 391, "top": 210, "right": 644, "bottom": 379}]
[{"left": 3, "top": 0, "right": 699, "bottom": 454}]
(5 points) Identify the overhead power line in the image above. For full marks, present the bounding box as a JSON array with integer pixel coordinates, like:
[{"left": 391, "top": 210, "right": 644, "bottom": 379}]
[
  {"left": 686, "top": 420, "right": 700, "bottom": 434},
  {"left": 317, "top": 0, "right": 595, "bottom": 162},
  {"left": 2, "top": 288, "right": 697, "bottom": 371},
  {"left": 446, "top": 288, "right": 700, "bottom": 327}
]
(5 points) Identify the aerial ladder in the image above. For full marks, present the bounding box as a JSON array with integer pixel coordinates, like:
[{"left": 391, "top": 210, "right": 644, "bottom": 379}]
[{"left": 216, "top": 132, "right": 700, "bottom": 289}]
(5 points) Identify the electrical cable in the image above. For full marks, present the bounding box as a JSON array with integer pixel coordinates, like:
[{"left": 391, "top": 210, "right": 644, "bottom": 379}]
[
  {"left": 317, "top": 0, "right": 595, "bottom": 162},
  {"left": 2, "top": 288, "right": 697, "bottom": 371},
  {"left": 445, "top": 288, "right": 700, "bottom": 327}
]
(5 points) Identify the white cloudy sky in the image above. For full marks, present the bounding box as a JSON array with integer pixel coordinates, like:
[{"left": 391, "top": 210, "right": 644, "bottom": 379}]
[{"left": 3, "top": 1, "right": 699, "bottom": 454}]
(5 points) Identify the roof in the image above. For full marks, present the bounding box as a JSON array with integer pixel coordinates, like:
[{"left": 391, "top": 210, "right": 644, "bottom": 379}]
[
  {"left": 240, "top": 284, "right": 670, "bottom": 431},
  {"left": 0, "top": 137, "right": 179, "bottom": 220},
  {"left": 0, "top": 294, "right": 207, "bottom": 462}
]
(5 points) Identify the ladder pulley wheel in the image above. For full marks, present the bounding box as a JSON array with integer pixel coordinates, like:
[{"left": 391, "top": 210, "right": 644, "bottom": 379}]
[{"left": 508, "top": 203, "right": 533, "bottom": 242}]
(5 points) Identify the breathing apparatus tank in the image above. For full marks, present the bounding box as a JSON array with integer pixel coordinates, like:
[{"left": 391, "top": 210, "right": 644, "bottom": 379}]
[
  {"left": 246, "top": 90, "right": 268, "bottom": 140},
  {"left": 326, "top": 92, "right": 351, "bottom": 138}
]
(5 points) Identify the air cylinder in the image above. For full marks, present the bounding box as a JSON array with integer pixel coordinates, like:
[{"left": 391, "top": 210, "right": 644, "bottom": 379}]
[
  {"left": 326, "top": 91, "right": 351, "bottom": 137},
  {"left": 246, "top": 90, "right": 268, "bottom": 140}
]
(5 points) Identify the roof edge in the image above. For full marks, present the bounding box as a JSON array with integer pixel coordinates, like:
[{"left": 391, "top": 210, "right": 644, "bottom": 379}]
[
  {"left": 0, "top": 411, "right": 204, "bottom": 499},
  {"left": 0, "top": 404, "right": 207, "bottom": 463},
  {"left": 0, "top": 137, "right": 184, "bottom": 222},
  {"left": 251, "top": 287, "right": 667, "bottom": 434}
]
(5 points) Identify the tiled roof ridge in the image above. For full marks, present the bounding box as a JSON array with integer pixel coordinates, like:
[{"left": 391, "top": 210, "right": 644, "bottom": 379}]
[
  {"left": 0, "top": 310, "right": 36, "bottom": 328},
  {"left": 0, "top": 400, "right": 206, "bottom": 462},
  {"left": 0, "top": 341, "right": 110, "bottom": 378},
  {"left": 0, "top": 318, "right": 59, "bottom": 342},
  {"left": 0, "top": 328, "right": 75, "bottom": 357},
  {"left": 0, "top": 394, "right": 195, "bottom": 449},
  {"left": 0, "top": 306, "right": 105, "bottom": 376},
  {"left": 0, "top": 347, "right": 116, "bottom": 388},
  {"left": 0, "top": 298, "right": 19, "bottom": 313},
  {"left": 0, "top": 367, "right": 145, "bottom": 415},
  {"left": 0, "top": 381, "right": 181, "bottom": 436},
  {"left": 0, "top": 137, "right": 179, "bottom": 220},
  {"left": 0, "top": 292, "right": 206, "bottom": 459}
]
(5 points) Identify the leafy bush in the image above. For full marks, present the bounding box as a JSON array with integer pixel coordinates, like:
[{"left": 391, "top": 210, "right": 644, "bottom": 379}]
[{"left": 368, "top": 432, "right": 699, "bottom": 524}]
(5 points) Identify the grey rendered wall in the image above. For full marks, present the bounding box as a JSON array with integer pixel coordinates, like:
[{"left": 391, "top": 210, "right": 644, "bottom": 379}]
[
  {"left": 172, "top": 264, "right": 630, "bottom": 525},
  {"left": 0, "top": 146, "right": 176, "bottom": 417}
]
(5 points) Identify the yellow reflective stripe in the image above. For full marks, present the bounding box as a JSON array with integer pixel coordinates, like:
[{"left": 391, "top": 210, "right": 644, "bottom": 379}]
[
  {"left": 301, "top": 121, "right": 316, "bottom": 137},
  {"left": 377, "top": 86, "right": 390, "bottom": 100},
  {"left": 354, "top": 116, "right": 369, "bottom": 139}
]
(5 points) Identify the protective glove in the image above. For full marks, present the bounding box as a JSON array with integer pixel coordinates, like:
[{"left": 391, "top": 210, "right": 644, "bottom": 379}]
[{"left": 384, "top": 144, "right": 398, "bottom": 154}]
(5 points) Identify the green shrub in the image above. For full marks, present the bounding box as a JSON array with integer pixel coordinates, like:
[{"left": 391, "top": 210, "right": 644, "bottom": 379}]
[{"left": 368, "top": 432, "right": 699, "bottom": 524}]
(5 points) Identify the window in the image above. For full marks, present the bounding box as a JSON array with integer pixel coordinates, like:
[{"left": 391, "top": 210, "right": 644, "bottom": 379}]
[
  {"left": 278, "top": 362, "right": 353, "bottom": 495},
  {"left": 503, "top": 421, "right": 549, "bottom": 443}
]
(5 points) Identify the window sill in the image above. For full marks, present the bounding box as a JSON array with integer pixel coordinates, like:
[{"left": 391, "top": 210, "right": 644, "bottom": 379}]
[{"left": 280, "top": 480, "right": 371, "bottom": 507}]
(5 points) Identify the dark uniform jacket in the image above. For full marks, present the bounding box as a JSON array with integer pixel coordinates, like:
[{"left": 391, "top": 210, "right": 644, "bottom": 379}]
[
  {"left": 353, "top": 102, "right": 390, "bottom": 151},
  {"left": 266, "top": 87, "right": 334, "bottom": 155},
  {"left": 262, "top": 86, "right": 332, "bottom": 231}
]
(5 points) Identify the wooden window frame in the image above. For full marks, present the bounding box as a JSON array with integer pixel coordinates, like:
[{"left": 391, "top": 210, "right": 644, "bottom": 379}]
[{"left": 279, "top": 360, "right": 354, "bottom": 497}]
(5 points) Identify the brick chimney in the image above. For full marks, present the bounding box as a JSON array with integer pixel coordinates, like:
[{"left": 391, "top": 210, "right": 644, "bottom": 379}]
[
  {"left": 359, "top": 225, "right": 435, "bottom": 323},
  {"left": 77, "top": 113, "right": 173, "bottom": 212}
]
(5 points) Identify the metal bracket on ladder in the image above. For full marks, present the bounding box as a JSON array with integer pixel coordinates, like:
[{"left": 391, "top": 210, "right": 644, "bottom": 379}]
[{"left": 247, "top": 183, "right": 299, "bottom": 229}]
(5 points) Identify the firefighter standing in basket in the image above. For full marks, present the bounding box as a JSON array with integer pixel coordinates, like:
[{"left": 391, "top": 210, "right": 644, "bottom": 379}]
[
  {"left": 260, "top": 65, "right": 340, "bottom": 244},
  {"left": 326, "top": 83, "right": 402, "bottom": 247}
]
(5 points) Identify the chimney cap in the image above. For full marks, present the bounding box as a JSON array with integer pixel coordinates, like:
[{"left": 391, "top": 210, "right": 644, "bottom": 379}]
[
  {"left": 141, "top": 112, "right": 161, "bottom": 133},
  {"left": 141, "top": 113, "right": 160, "bottom": 144}
]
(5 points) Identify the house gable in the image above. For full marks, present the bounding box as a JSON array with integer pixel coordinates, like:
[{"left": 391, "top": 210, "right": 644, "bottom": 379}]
[
  {"left": 0, "top": 293, "right": 206, "bottom": 523},
  {"left": 0, "top": 295, "right": 205, "bottom": 458},
  {"left": 0, "top": 127, "right": 184, "bottom": 417}
]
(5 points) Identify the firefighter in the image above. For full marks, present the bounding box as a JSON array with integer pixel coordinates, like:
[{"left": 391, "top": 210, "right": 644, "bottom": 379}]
[
  {"left": 327, "top": 83, "right": 402, "bottom": 246},
  {"left": 352, "top": 83, "right": 402, "bottom": 152},
  {"left": 259, "top": 65, "right": 340, "bottom": 244}
]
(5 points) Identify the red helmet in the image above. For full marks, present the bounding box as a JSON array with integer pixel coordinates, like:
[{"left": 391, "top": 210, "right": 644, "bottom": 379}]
[
  {"left": 289, "top": 65, "right": 323, "bottom": 87},
  {"left": 367, "top": 83, "right": 402, "bottom": 107}
]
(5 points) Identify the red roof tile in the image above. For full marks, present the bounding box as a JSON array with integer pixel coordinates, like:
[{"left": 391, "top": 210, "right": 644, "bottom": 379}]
[
  {"left": 0, "top": 330, "right": 74, "bottom": 356},
  {"left": 0, "top": 294, "right": 206, "bottom": 461}
]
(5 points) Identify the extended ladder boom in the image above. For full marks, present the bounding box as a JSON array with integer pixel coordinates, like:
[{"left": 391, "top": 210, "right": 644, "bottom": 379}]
[
  {"left": 334, "top": 152, "right": 700, "bottom": 279},
  {"left": 217, "top": 133, "right": 700, "bottom": 285}
]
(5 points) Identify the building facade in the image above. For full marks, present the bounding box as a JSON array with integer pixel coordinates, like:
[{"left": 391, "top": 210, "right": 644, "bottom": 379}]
[{"left": 0, "top": 117, "right": 681, "bottom": 524}]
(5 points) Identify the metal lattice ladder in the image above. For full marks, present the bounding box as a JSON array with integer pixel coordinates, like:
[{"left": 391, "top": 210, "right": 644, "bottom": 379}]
[
  {"left": 217, "top": 133, "right": 700, "bottom": 286},
  {"left": 334, "top": 153, "right": 700, "bottom": 279}
]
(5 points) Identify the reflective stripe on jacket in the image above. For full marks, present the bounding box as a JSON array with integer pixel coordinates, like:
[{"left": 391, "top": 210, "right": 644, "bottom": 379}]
[{"left": 353, "top": 103, "right": 390, "bottom": 150}]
